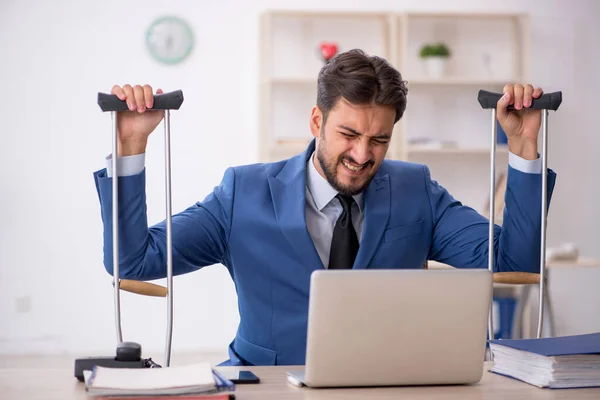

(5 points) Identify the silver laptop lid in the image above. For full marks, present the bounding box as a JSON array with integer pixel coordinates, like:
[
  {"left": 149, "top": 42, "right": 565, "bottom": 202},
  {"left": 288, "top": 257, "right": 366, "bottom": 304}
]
[{"left": 304, "top": 269, "right": 492, "bottom": 387}]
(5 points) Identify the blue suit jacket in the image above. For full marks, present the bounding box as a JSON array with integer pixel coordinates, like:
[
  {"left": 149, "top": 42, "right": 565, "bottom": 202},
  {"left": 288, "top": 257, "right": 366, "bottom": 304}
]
[{"left": 94, "top": 140, "right": 556, "bottom": 366}]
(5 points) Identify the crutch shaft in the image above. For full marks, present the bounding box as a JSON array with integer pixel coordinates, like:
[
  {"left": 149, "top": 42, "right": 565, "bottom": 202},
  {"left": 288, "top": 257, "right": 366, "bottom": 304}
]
[
  {"left": 112, "top": 111, "right": 123, "bottom": 344},
  {"left": 164, "top": 110, "right": 174, "bottom": 367},
  {"left": 537, "top": 109, "right": 549, "bottom": 338},
  {"left": 488, "top": 108, "right": 497, "bottom": 343}
]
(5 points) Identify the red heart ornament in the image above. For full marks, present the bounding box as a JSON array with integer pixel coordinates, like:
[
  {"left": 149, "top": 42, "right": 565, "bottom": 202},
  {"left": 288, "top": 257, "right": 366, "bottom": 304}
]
[{"left": 319, "top": 42, "right": 338, "bottom": 61}]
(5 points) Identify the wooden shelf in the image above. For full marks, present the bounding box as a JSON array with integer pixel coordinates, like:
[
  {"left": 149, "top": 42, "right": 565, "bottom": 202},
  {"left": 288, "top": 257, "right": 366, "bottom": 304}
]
[
  {"left": 404, "top": 12, "right": 526, "bottom": 20},
  {"left": 270, "top": 77, "right": 316, "bottom": 85},
  {"left": 428, "top": 257, "right": 600, "bottom": 270},
  {"left": 265, "top": 139, "right": 312, "bottom": 162},
  {"left": 407, "top": 78, "right": 514, "bottom": 86},
  {"left": 264, "top": 10, "right": 391, "bottom": 19},
  {"left": 407, "top": 145, "right": 509, "bottom": 155},
  {"left": 271, "top": 76, "right": 511, "bottom": 87}
]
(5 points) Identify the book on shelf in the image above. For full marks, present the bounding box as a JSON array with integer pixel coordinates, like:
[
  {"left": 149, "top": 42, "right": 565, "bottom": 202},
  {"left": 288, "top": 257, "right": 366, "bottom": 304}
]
[
  {"left": 93, "top": 395, "right": 234, "bottom": 400},
  {"left": 489, "top": 332, "right": 600, "bottom": 389},
  {"left": 83, "top": 362, "right": 235, "bottom": 397}
]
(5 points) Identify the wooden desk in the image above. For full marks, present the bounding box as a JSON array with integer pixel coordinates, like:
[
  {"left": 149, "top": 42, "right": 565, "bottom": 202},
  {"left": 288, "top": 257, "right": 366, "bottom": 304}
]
[{"left": 2, "top": 355, "right": 599, "bottom": 399}]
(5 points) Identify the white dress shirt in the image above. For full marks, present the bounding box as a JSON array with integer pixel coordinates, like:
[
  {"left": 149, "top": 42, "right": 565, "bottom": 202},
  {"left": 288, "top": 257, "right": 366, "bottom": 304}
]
[
  {"left": 304, "top": 152, "right": 364, "bottom": 268},
  {"left": 105, "top": 149, "right": 542, "bottom": 268}
]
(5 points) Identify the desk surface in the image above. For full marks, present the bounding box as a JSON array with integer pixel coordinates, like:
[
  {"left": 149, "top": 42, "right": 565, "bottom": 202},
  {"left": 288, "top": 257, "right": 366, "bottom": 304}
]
[{"left": 2, "top": 355, "right": 599, "bottom": 400}]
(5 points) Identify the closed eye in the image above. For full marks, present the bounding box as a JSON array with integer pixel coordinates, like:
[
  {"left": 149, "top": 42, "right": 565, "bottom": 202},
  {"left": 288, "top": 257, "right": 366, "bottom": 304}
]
[
  {"left": 339, "top": 131, "right": 358, "bottom": 138},
  {"left": 372, "top": 137, "right": 390, "bottom": 144},
  {"left": 337, "top": 125, "right": 391, "bottom": 144}
]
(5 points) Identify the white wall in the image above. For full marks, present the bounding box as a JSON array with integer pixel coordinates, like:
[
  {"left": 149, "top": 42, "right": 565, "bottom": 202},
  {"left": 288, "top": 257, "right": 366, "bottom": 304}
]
[{"left": 1, "top": 0, "right": 599, "bottom": 358}]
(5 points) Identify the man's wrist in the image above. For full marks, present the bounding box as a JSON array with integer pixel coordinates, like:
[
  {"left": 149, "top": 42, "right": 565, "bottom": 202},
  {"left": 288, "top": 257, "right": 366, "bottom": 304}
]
[
  {"left": 508, "top": 139, "right": 538, "bottom": 160},
  {"left": 118, "top": 139, "right": 147, "bottom": 157}
]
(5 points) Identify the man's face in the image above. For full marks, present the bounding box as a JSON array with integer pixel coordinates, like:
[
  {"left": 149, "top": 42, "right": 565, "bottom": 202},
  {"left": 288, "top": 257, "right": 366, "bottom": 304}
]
[{"left": 310, "top": 98, "right": 395, "bottom": 196}]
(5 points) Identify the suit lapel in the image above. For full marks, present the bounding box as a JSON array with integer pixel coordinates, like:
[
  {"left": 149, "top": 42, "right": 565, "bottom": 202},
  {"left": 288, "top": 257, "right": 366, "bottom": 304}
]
[
  {"left": 353, "top": 172, "right": 390, "bottom": 269},
  {"left": 268, "top": 141, "right": 324, "bottom": 274}
]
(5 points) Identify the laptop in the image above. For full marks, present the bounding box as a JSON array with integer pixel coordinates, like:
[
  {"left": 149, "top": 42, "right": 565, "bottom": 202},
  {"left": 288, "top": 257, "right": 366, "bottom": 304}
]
[{"left": 287, "top": 268, "right": 492, "bottom": 388}]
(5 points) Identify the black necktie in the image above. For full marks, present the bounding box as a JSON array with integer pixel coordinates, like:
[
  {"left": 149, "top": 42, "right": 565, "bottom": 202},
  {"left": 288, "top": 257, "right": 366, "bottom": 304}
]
[{"left": 328, "top": 194, "right": 359, "bottom": 269}]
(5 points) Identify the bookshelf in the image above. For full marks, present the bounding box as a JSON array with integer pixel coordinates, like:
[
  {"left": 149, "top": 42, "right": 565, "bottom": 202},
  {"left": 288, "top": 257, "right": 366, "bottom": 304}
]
[
  {"left": 258, "top": 10, "right": 530, "bottom": 212},
  {"left": 259, "top": 10, "right": 394, "bottom": 161}
]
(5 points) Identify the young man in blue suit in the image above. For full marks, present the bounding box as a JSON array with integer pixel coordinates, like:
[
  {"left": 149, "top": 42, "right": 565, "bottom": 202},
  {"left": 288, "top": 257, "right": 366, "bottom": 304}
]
[{"left": 94, "top": 49, "right": 556, "bottom": 366}]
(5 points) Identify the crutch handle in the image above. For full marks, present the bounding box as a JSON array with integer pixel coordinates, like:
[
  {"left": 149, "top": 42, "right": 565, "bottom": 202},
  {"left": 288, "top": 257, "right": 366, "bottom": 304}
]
[
  {"left": 97, "top": 90, "right": 184, "bottom": 112},
  {"left": 477, "top": 90, "right": 562, "bottom": 111},
  {"left": 115, "top": 279, "right": 168, "bottom": 297},
  {"left": 493, "top": 272, "right": 540, "bottom": 285}
]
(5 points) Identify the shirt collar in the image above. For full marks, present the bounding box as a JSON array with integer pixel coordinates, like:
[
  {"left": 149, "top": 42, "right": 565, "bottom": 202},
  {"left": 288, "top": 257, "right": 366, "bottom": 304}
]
[{"left": 306, "top": 152, "right": 364, "bottom": 212}]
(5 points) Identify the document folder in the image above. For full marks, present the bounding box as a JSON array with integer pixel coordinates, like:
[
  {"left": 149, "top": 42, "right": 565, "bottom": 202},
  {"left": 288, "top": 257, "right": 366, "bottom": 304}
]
[{"left": 489, "top": 332, "right": 600, "bottom": 388}]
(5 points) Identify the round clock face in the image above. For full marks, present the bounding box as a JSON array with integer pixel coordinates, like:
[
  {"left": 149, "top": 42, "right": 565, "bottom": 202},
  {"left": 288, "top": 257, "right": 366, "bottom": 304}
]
[{"left": 146, "top": 16, "right": 194, "bottom": 65}]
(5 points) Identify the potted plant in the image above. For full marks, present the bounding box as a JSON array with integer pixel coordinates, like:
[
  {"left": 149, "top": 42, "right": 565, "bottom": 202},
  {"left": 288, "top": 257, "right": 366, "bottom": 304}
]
[{"left": 419, "top": 42, "right": 451, "bottom": 78}]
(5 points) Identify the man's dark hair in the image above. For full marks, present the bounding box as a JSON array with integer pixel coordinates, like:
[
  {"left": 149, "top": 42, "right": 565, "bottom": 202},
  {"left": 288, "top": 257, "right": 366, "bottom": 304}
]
[{"left": 316, "top": 49, "right": 408, "bottom": 125}]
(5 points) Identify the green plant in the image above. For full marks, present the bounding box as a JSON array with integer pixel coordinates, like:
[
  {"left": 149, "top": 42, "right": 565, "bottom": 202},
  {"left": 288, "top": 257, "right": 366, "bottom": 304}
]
[{"left": 419, "top": 42, "right": 451, "bottom": 58}]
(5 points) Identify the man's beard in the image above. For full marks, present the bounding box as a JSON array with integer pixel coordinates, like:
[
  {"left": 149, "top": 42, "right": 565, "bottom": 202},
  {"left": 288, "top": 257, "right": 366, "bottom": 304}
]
[{"left": 316, "top": 144, "right": 376, "bottom": 196}]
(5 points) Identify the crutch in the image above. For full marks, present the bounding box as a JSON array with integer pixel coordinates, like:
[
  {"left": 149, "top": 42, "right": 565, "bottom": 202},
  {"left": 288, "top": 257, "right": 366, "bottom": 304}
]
[
  {"left": 74, "top": 90, "right": 183, "bottom": 380},
  {"left": 477, "top": 89, "right": 562, "bottom": 347}
]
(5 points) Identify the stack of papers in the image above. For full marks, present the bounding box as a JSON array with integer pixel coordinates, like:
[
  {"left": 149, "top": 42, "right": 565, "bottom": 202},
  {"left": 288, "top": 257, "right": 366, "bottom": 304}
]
[
  {"left": 489, "top": 332, "right": 600, "bottom": 388},
  {"left": 84, "top": 362, "right": 234, "bottom": 397}
]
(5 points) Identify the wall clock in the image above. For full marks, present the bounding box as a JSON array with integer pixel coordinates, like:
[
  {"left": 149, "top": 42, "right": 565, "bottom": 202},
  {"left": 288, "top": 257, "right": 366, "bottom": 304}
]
[{"left": 145, "top": 16, "right": 194, "bottom": 65}]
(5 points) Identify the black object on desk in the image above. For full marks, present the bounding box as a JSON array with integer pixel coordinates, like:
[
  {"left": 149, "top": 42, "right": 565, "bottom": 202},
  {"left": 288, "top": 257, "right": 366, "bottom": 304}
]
[
  {"left": 74, "top": 341, "right": 161, "bottom": 382},
  {"left": 216, "top": 370, "right": 261, "bottom": 384}
]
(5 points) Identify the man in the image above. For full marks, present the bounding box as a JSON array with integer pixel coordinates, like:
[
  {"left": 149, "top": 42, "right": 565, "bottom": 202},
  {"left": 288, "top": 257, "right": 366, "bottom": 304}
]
[{"left": 94, "top": 49, "right": 556, "bottom": 366}]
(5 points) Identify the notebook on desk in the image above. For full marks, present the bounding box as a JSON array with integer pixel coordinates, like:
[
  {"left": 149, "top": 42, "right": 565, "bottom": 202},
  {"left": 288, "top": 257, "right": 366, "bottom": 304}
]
[
  {"left": 83, "top": 362, "right": 235, "bottom": 397},
  {"left": 489, "top": 332, "right": 600, "bottom": 388}
]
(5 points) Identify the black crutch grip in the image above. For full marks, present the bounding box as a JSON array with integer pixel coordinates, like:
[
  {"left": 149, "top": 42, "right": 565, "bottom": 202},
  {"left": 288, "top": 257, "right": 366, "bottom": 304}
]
[
  {"left": 477, "top": 90, "right": 562, "bottom": 111},
  {"left": 97, "top": 90, "right": 184, "bottom": 112}
]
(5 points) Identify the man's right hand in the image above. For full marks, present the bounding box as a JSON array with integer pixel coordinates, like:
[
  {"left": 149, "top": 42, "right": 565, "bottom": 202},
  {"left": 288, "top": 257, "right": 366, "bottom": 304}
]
[{"left": 111, "top": 84, "right": 165, "bottom": 156}]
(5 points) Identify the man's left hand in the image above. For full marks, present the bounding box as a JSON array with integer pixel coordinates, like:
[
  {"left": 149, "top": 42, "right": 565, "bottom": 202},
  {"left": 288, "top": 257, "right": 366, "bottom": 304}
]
[{"left": 497, "top": 83, "right": 543, "bottom": 160}]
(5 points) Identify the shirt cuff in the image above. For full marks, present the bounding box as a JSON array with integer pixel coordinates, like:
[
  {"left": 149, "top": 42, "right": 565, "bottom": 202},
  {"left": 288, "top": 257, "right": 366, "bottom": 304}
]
[
  {"left": 105, "top": 153, "right": 145, "bottom": 177},
  {"left": 508, "top": 151, "right": 542, "bottom": 174}
]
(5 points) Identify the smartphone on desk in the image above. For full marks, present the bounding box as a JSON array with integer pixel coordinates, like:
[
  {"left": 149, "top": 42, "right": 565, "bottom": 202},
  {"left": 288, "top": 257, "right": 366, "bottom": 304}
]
[{"left": 219, "top": 370, "right": 260, "bottom": 384}]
